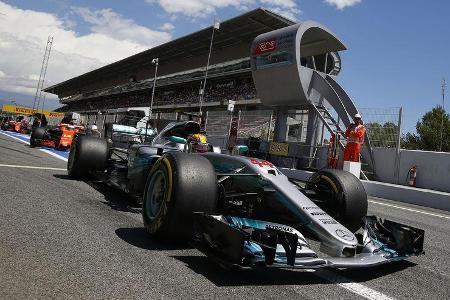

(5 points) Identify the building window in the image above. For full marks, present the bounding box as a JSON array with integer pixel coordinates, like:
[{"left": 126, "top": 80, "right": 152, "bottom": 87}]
[{"left": 255, "top": 51, "right": 293, "bottom": 70}]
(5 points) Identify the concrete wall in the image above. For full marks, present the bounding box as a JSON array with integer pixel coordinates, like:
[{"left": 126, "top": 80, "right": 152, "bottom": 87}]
[
  {"left": 362, "top": 181, "right": 450, "bottom": 212},
  {"left": 373, "top": 147, "right": 450, "bottom": 193},
  {"left": 372, "top": 148, "right": 397, "bottom": 183}
]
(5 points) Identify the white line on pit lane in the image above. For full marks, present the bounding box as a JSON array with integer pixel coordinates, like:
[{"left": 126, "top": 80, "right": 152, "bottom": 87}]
[
  {"left": 0, "top": 163, "right": 66, "bottom": 171},
  {"left": 40, "top": 148, "right": 68, "bottom": 162},
  {"left": 369, "top": 199, "right": 450, "bottom": 220},
  {"left": 0, "top": 131, "right": 68, "bottom": 162},
  {"left": 315, "top": 269, "right": 394, "bottom": 300}
]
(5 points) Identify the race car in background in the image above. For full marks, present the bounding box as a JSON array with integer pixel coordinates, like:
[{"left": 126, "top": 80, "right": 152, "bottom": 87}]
[
  {"left": 30, "top": 112, "right": 84, "bottom": 150},
  {"left": 0, "top": 116, "right": 12, "bottom": 130},
  {"left": 67, "top": 118, "right": 425, "bottom": 270},
  {"left": 1, "top": 115, "right": 30, "bottom": 133},
  {"left": 30, "top": 123, "right": 84, "bottom": 149}
]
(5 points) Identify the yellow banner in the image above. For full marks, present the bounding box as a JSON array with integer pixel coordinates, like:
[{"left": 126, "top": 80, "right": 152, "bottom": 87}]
[
  {"left": 1, "top": 104, "right": 64, "bottom": 118},
  {"left": 269, "top": 142, "right": 289, "bottom": 156}
]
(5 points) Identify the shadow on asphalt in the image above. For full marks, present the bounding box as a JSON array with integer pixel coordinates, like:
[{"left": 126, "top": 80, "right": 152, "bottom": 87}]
[
  {"left": 172, "top": 255, "right": 330, "bottom": 286},
  {"left": 115, "top": 227, "right": 190, "bottom": 251},
  {"left": 53, "top": 174, "right": 141, "bottom": 212},
  {"left": 171, "top": 256, "right": 417, "bottom": 287},
  {"left": 334, "top": 260, "right": 417, "bottom": 282},
  {"left": 92, "top": 183, "right": 141, "bottom": 212},
  {"left": 53, "top": 174, "right": 71, "bottom": 180}
]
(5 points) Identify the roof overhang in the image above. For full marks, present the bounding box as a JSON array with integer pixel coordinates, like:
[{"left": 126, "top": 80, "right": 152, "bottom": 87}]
[{"left": 44, "top": 8, "right": 294, "bottom": 97}]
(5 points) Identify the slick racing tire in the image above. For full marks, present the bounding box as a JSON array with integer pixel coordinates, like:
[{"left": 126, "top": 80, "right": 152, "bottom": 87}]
[
  {"left": 30, "top": 127, "right": 46, "bottom": 147},
  {"left": 142, "top": 152, "right": 218, "bottom": 239},
  {"left": 67, "top": 136, "right": 108, "bottom": 179},
  {"left": 308, "top": 169, "right": 367, "bottom": 232}
]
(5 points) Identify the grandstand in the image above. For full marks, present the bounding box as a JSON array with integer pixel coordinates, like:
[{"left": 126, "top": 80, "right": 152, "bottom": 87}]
[{"left": 45, "top": 9, "right": 295, "bottom": 114}]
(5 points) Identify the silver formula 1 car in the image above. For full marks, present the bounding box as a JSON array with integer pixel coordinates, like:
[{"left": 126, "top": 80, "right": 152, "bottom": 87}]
[{"left": 68, "top": 120, "right": 424, "bottom": 270}]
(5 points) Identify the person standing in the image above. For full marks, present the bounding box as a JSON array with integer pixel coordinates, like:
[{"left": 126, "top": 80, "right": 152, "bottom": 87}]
[{"left": 344, "top": 113, "right": 365, "bottom": 162}]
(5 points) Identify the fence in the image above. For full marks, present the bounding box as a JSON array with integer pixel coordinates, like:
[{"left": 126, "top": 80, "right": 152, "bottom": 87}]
[
  {"left": 237, "top": 110, "right": 274, "bottom": 140},
  {"left": 204, "top": 111, "right": 233, "bottom": 149},
  {"left": 359, "top": 107, "right": 402, "bottom": 149}
]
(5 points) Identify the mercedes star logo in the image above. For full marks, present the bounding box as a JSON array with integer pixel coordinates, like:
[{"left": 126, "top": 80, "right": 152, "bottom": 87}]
[{"left": 336, "top": 229, "right": 355, "bottom": 241}]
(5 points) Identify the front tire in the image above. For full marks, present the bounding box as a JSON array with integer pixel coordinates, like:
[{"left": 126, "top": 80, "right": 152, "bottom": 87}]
[
  {"left": 142, "top": 152, "right": 218, "bottom": 239},
  {"left": 308, "top": 169, "right": 367, "bottom": 232},
  {"left": 67, "top": 136, "right": 108, "bottom": 179},
  {"left": 30, "top": 127, "right": 46, "bottom": 147}
]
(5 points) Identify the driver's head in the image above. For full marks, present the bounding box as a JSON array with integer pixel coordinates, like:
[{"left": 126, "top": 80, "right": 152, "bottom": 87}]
[
  {"left": 191, "top": 133, "right": 207, "bottom": 144},
  {"left": 189, "top": 133, "right": 209, "bottom": 153}
]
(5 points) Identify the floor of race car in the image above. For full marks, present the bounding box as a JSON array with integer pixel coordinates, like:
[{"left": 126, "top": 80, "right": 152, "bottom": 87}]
[{"left": 0, "top": 131, "right": 449, "bottom": 299}]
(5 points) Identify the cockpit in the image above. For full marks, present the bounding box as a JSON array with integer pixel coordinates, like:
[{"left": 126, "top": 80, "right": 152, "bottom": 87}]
[{"left": 152, "top": 121, "right": 218, "bottom": 154}]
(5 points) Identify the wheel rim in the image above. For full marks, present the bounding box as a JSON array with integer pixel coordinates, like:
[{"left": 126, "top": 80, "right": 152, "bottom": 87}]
[
  {"left": 311, "top": 176, "right": 341, "bottom": 219},
  {"left": 145, "top": 169, "right": 167, "bottom": 220}
]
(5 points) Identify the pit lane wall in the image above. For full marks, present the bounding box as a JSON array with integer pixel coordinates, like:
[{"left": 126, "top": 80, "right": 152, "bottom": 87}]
[
  {"left": 372, "top": 147, "right": 450, "bottom": 193},
  {"left": 280, "top": 168, "right": 450, "bottom": 212}
]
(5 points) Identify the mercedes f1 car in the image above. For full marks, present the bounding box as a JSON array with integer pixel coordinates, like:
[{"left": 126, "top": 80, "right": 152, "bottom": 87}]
[{"left": 67, "top": 120, "right": 424, "bottom": 270}]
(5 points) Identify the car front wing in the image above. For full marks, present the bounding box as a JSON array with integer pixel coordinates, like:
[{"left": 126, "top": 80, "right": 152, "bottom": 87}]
[{"left": 192, "top": 213, "right": 424, "bottom": 270}]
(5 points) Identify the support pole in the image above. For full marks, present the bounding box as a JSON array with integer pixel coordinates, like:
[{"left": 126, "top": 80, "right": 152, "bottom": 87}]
[
  {"left": 439, "top": 78, "right": 446, "bottom": 152},
  {"left": 32, "top": 36, "right": 53, "bottom": 113},
  {"left": 149, "top": 58, "right": 159, "bottom": 120},
  {"left": 199, "top": 20, "right": 219, "bottom": 115},
  {"left": 267, "top": 112, "right": 273, "bottom": 141},
  {"left": 36, "top": 37, "right": 53, "bottom": 112},
  {"left": 40, "top": 93, "right": 47, "bottom": 113},
  {"left": 395, "top": 107, "right": 403, "bottom": 184},
  {"left": 146, "top": 58, "right": 159, "bottom": 143}
]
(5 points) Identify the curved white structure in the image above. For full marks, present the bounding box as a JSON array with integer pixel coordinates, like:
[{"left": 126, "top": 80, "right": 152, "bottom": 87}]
[{"left": 250, "top": 21, "right": 375, "bottom": 176}]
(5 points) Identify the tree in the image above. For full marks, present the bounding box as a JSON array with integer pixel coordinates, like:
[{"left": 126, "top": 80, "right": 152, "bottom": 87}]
[
  {"left": 401, "top": 132, "right": 421, "bottom": 150},
  {"left": 365, "top": 121, "right": 399, "bottom": 148},
  {"left": 401, "top": 106, "right": 450, "bottom": 152}
]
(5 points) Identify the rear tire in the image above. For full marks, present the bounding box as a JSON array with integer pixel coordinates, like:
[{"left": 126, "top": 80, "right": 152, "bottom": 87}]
[
  {"left": 30, "top": 127, "right": 46, "bottom": 147},
  {"left": 308, "top": 169, "right": 367, "bottom": 232},
  {"left": 142, "top": 152, "right": 218, "bottom": 239},
  {"left": 67, "top": 136, "right": 108, "bottom": 179}
]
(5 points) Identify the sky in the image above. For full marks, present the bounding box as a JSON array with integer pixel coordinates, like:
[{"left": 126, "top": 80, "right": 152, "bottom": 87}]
[{"left": 0, "top": 0, "right": 449, "bottom": 134}]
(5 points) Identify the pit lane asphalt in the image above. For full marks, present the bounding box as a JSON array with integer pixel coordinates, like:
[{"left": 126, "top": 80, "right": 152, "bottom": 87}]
[{"left": 0, "top": 132, "right": 449, "bottom": 299}]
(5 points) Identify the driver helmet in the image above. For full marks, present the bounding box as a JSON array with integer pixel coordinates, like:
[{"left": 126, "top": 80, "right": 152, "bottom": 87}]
[{"left": 189, "top": 133, "right": 209, "bottom": 153}]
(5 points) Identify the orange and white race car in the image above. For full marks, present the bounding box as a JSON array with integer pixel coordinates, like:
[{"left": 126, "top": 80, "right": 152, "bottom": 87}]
[
  {"left": 1, "top": 115, "right": 30, "bottom": 133},
  {"left": 30, "top": 122, "right": 84, "bottom": 149}
]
